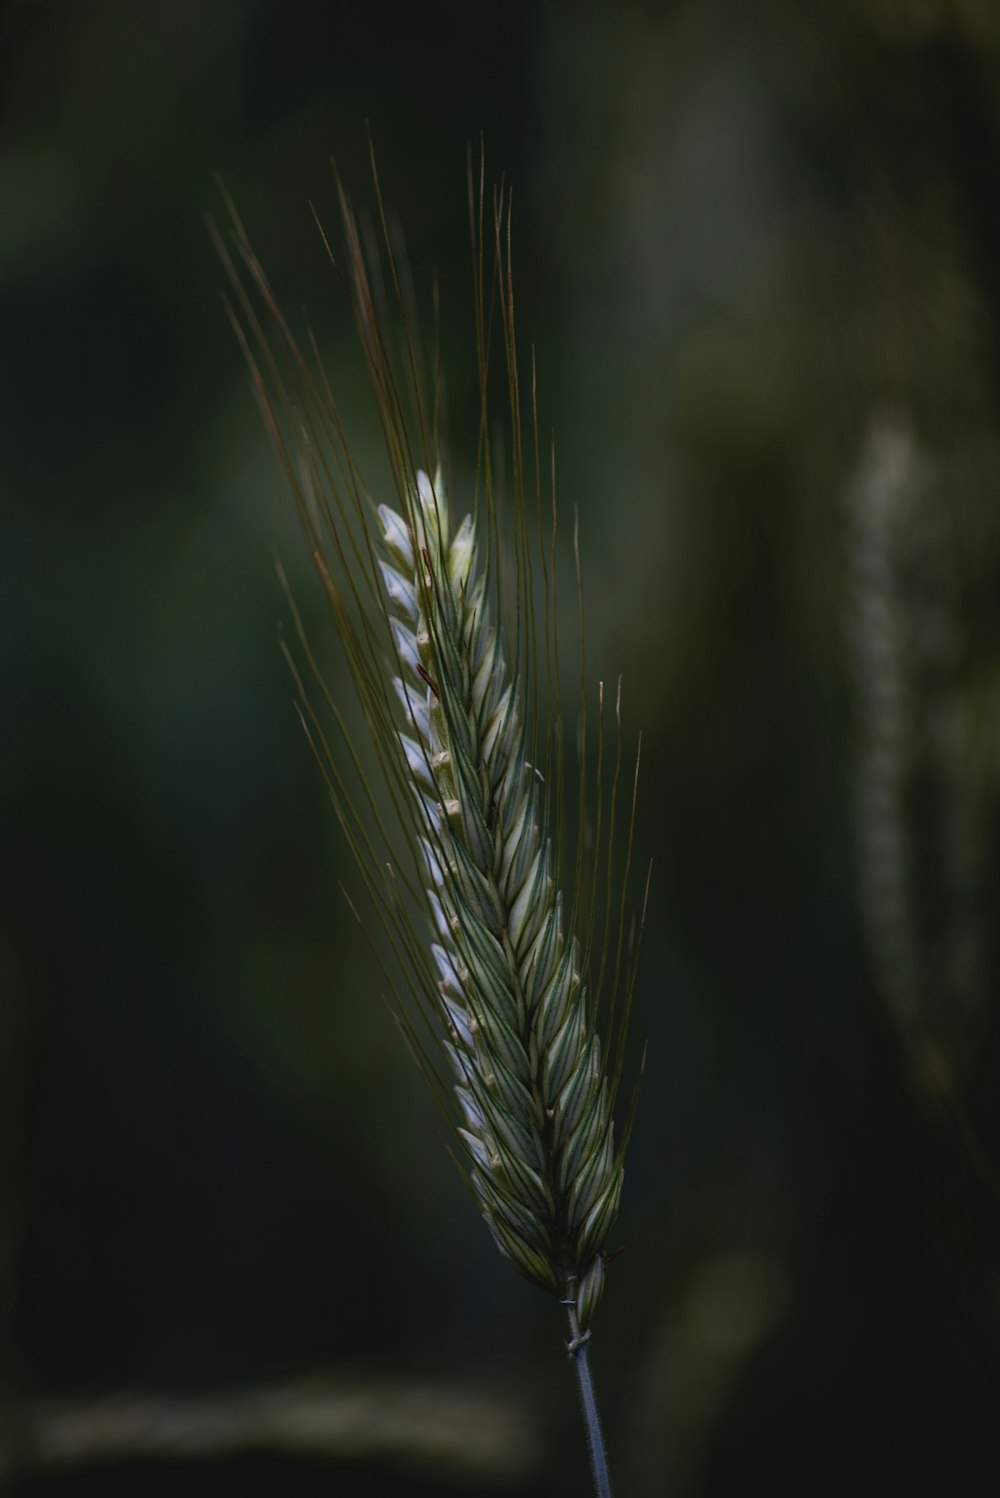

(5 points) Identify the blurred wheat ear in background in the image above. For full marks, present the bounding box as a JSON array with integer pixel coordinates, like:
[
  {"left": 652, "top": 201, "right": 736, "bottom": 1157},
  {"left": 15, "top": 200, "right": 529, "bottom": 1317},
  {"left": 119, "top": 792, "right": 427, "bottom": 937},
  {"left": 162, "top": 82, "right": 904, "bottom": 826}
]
[
  {"left": 213, "top": 148, "right": 645, "bottom": 1498},
  {"left": 848, "top": 412, "right": 990, "bottom": 1100}
]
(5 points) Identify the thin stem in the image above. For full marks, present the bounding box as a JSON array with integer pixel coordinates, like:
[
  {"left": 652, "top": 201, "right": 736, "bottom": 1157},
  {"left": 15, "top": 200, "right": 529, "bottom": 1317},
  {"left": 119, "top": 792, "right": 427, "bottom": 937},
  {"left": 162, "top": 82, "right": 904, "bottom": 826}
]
[{"left": 566, "top": 1305, "right": 613, "bottom": 1498}]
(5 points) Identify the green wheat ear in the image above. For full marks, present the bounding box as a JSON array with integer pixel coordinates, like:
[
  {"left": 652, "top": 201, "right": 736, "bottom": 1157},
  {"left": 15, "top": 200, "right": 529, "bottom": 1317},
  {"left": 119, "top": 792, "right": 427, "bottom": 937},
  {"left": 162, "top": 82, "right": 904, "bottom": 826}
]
[
  {"left": 378, "top": 461, "right": 622, "bottom": 1328},
  {"left": 215, "top": 146, "right": 645, "bottom": 1496}
]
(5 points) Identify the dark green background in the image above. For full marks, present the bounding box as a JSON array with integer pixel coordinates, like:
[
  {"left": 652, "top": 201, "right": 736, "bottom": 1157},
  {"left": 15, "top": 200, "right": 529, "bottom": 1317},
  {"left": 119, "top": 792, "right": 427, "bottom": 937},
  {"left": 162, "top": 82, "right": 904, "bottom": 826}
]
[{"left": 3, "top": 1, "right": 1000, "bottom": 1493}]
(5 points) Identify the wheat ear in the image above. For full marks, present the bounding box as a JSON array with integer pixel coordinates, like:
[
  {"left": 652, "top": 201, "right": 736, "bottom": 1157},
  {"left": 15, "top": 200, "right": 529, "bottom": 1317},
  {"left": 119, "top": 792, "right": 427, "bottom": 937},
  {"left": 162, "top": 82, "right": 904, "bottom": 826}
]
[
  {"left": 215, "top": 150, "right": 643, "bottom": 1498},
  {"left": 379, "top": 463, "right": 621, "bottom": 1330}
]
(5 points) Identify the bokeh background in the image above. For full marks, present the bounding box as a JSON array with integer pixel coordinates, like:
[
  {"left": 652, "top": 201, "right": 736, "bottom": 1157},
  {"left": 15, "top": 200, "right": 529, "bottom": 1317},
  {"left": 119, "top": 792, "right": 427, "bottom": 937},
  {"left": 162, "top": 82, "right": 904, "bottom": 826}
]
[{"left": 3, "top": 1, "right": 1000, "bottom": 1493}]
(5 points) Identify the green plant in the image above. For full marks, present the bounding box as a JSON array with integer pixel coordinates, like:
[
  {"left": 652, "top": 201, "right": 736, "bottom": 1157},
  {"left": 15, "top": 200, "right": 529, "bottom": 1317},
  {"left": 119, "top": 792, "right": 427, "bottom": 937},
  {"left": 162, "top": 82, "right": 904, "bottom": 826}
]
[{"left": 216, "top": 149, "right": 644, "bottom": 1497}]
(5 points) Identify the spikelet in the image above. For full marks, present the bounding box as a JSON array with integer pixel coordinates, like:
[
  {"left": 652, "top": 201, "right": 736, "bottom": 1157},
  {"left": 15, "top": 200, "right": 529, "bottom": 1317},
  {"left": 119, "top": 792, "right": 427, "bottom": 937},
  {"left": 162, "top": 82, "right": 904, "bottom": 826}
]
[{"left": 214, "top": 151, "right": 642, "bottom": 1338}]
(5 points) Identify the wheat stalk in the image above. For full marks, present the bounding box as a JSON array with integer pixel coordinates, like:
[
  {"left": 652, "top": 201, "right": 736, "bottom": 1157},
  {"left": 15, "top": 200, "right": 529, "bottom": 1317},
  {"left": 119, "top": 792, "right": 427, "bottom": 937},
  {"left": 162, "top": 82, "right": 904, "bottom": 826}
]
[{"left": 215, "top": 147, "right": 644, "bottom": 1497}]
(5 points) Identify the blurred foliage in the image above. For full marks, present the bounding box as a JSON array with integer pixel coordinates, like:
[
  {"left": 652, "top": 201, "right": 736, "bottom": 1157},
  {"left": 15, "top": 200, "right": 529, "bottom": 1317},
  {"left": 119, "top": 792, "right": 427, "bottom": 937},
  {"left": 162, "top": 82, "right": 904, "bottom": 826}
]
[{"left": 3, "top": 0, "right": 1000, "bottom": 1494}]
